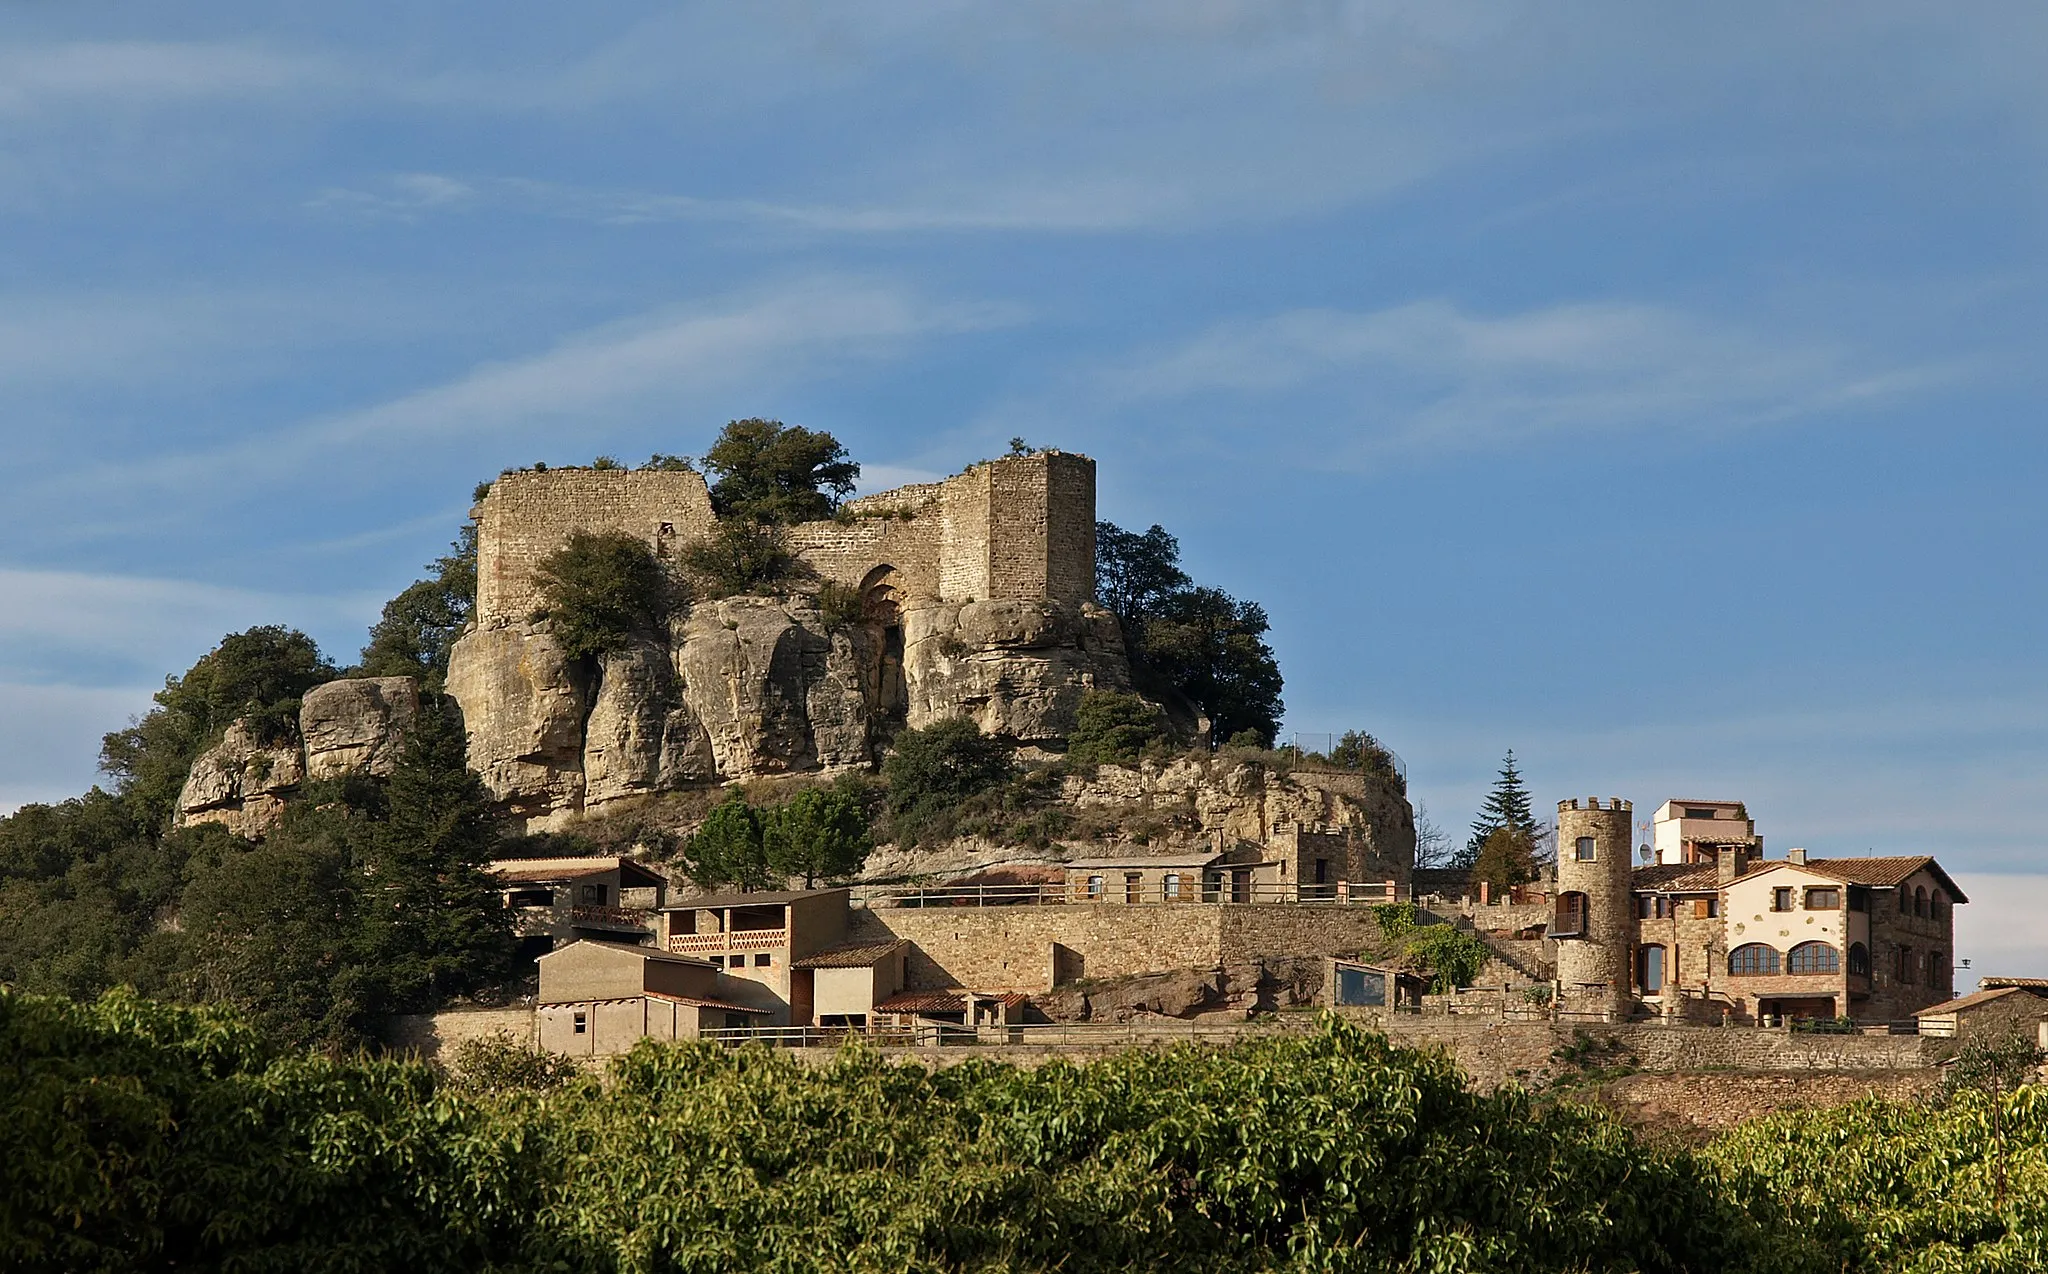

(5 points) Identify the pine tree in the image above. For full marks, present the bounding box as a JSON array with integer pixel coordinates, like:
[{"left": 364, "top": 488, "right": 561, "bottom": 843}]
[{"left": 1463, "top": 750, "right": 1537, "bottom": 863}]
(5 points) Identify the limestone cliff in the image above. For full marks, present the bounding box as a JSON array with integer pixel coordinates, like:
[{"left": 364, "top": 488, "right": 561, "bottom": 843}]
[
  {"left": 443, "top": 594, "right": 1133, "bottom": 829},
  {"left": 175, "top": 675, "right": 421, "bottom": 837}
]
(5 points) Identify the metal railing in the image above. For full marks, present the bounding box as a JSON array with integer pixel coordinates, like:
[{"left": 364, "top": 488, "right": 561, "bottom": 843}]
[
  {"left": 850, "top": 880, "right": 1407, "bottom": 909},
  {"left": 667, "top": 929, "right": 789, "bottom": 955},
  {"left": 694, "top": 1018, "right": 1304, "bottom": 1049}
]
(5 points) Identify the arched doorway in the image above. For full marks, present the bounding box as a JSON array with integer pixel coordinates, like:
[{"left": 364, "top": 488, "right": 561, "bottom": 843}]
[{"left": 858, "top": 565, "right": 908, "bottom": 723}]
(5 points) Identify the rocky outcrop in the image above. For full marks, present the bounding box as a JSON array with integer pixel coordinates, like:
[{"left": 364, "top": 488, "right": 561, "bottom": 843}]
[
  {"left": 1056, "top": 757, "right": 1415, "bottom": 854},
  {"left": 175, "top": 676, "right": 427, "bottom": 838},
  {"left": 902, "top": 600, "right": 1129, "bottom": 743},
  {"left": 442, "top": 594, "right": 1132, "bottom": 830},
  {"left": 301, "top": 677, "right": 419, "bottom": 780},
  {"left": 1031, "top": 957, "right": 1330, "bottom": 1023},
  {"left": 175, "top": 720, "right": 306, "bottom": 838}
]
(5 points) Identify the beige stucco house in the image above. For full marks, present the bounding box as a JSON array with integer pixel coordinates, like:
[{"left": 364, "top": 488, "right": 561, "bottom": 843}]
[{"left": 536, "top": 940, "right": 765, "bottom": 1056}]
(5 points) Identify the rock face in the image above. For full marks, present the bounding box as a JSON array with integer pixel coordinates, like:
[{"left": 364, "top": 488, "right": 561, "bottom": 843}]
[
  {"left": 174, "top": 676, "right": 424, "bottom": 839},
  {"left": 175, "top": 720, "right": 307, "bottom": 838},
  {"left": 442, "top": 595, "right": 1133, "bottom": 829},
  {"left": 301, "top": 677, "right": 420, "bottom": 780}
]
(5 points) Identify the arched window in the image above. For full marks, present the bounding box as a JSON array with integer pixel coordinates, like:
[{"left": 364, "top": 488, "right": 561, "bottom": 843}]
[
  {"left": 1847, "top": 942, "right": 1871, "bottom": 977},
  {"left": 1787, "top": 941, "right": 1839, "bottom": 974},
  {"left": 1553, "top": 891, "right": 1588, "bottom": 937},
  {"left": 1728, "top": 943, "right": 1780, "bottom": 976},
  {"left": 1915, "top": 886, "right": 1928, "bottom": 919},
  {"left": 1929, "top": 892, "right": 1944, "bottom": 920},
  {"left": 1898, "top": 888, "right": 1909, "bottom": 914}
]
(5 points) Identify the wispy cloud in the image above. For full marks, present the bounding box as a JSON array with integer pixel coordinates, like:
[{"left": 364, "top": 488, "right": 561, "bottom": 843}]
[
  {"left": 1103, "top": 300, "right": 1955, "bottom": 459},
  {"left": 57, "top": 276, "right": 1019, "bottom": 498},
  {"left": 0, "top": 682, "right": 156, "bottom": 815},
  {"left": 309, "top": 172, "right": 1173, "bottom": 234},
  {"left": 0, "top": 41, "right": 332, "bottom": 112}
]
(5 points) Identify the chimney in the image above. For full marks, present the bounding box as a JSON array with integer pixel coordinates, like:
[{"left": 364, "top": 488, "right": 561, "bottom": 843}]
[
  {"left": 1788, "top": 847, "right": 1807, "bottom": 866},
  {"left": 1717, "top": 844, "right": 1742, "bottom": 885}
]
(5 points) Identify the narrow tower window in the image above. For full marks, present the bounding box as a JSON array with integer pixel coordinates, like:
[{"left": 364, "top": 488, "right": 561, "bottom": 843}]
[{"left": 1575, "top": 837, "right": 1596, "bottom": 862}]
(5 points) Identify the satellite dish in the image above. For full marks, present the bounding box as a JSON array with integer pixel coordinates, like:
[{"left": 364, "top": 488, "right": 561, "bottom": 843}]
[{"left": 1637, "top": 844, "right": 1653, "bottom": 863}]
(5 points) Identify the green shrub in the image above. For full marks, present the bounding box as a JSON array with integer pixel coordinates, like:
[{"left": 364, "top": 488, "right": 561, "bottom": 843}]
[
  {"left": 882, "top": 718, "right": 1014, "bottom": 848},
  {"left": 1371, "top": 901, "right": 1419, "bottom": 944},
  {"left": 1066, "top": 690, "right": 1166, "bottom": 765},
  {"left": 816, "top": 579, "right": 865, "bottom": 627},
  {"left": 680, "top": 793, "right": 771, "bottom": 890},
  {"left": 679, "top": 519, "right": 802, "bottom": 597},
  {"left": 445, "top": 1029, "right": 580, "bottom": 1093},
  {"left": 1405, "top": 924, "right": 1492, "bottom": 993},
  {"left": 702, "top": 417, "right": 859, "bottom": 524},
  {"left": 531, "top": 530, "right": 677, "bottom": 660}
]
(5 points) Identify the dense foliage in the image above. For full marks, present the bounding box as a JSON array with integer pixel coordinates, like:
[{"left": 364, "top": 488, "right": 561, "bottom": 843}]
[
  {"left": 1468, "top": 825, "right": 1543, "bottom": 896},
  {"left": 1402, "top": 924, "right": 1494, "bottom": 993},
  {"left": 99, "top": 625, "right": 337, "bottom": 829},
  {"left": 702, "top": 417, "right": 859, "bottom": 524},
  {"left": 1065, "top": 689, "right": 1167, "bottom": 765},
  {"left": 532, "top": 530, "right": 678, "bottom": 660},
  {"left": 6, "top": 997, "right": 1801, "bottom": 1274},
  {"left": 677, "top": 782, "right": 875, "bottom": 891},
  {"left": 356, "top": 526, "right": 477, "bottom": 688},
  {"left": 881, "top": 717, "right": 1016, "bottom": 848},
  {"left": 1096, "top": 520, "right": 1284, "bottom": 747},
  {"left": 678, "top": 517, "right": 803, "bottom": 596}
]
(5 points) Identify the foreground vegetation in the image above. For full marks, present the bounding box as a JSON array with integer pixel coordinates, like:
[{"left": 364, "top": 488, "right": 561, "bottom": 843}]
[{"left": 4, "top": 991, "right": 2043, "bottom": 1274}]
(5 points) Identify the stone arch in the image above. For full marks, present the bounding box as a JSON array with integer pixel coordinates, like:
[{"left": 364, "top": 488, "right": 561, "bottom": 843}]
[{"left": 858, "top": 564, "right": 905, "bottom": 624}]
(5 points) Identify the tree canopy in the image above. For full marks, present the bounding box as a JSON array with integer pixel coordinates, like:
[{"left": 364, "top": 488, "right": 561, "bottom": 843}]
[
  {"left": 1094, "top": 520, "right": 1284, "bottom": 747},
  {"left": 356, "top": 527, "right": 477, "bottom": 689},
  {"left": 702, "top": 418, "right": 859, "bottom": 524},
  {"left": 1463, "top": 749, "right": 1538, "bottom": 865}
]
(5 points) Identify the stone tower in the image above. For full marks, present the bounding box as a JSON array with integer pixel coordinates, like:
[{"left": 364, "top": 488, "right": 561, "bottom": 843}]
[{"left": 1554, "top": 797, "right": 1634, "bottom": 1021}]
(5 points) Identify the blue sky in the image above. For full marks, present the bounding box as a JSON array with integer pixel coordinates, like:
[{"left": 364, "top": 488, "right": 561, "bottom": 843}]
[{"left": 4, "top": 4, "right": 2045, "bottom": 974}]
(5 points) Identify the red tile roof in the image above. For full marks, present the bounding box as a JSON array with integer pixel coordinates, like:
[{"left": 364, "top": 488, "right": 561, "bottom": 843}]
[
  {"left": 874, "top": 990, "right": 1032, "bottom": 1014},
  {"left": 792, "top": 940, "right": 907, "bottom": 969},
  {"left": 1914, "top": 986, "right": 2027, "bottom": 1017}
]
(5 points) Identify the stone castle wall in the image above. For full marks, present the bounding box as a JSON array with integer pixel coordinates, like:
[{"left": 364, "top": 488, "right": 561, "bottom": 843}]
[
  {"left": 850, "top": 902, "right": 1400, "bottom": 993},
  {"left": 473, "top": 451, "right": 1097, "bottom": 626}
]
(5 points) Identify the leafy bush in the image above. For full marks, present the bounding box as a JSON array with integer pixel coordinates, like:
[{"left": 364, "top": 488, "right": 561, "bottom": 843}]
[
  {"left": 357, "top": 525, "right": 477, "bottom": 688},
  {"left": 1937, "top": 1026, "right": 2044, "bottom": 1103},
  {"left": 678, "top": 519, "right": 802, "bottom": 597},
  {"left": 532, "top": 530, "right": 677, "bottom": 659},
  {"left": 881, "top": 718, "right": 1014, "bottom": 848},
  {"left": 1405, "top": 924, "right": 1493, "bottom": 993},
  {"left": 1371, "top": 901, "right": 1419, "bottom": 944},
  {"left": 816, "top": 579, "right": 865, "bottom": 627},
  {"left": 1066, "top": 690, "right": 1167, "bottom": 765},
  {"left": 1, "top": 998, "right": 1783, "bottom": 1274},
  {"left": 445, "top": 1029, "right": 580, "bottom": 1093},
  {"left": 640, "top": 452, "right": 696, "bottom": 472}
]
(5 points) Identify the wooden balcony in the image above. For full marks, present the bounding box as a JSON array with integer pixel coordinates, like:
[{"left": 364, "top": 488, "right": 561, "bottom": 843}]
[
  {"left": 667, "top": 929, "right": 788, "bottom": 955},
  {"left": 569, "top": 904, "right": 654, "bottom": 932}
]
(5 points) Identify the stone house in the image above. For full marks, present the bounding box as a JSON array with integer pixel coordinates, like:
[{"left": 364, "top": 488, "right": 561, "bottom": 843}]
[
  {"left": 1620, "top": 846, "right": 1965, "bottom": 1024},
  {"left": 1914, "top": 979, "right": 2048, "bottom": 1041},
  {"left": 491, "top": 855, "right": 668, "bottom": 961},
  {"left": 536, "top": 940, "right": 765, "bottom": 1056}
]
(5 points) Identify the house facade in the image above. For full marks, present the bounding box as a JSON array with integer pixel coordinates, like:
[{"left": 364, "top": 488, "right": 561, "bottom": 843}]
[
  {"left": 491, "top": 855, "right": 669, "bottom": 962},
  {"left": 536, "top": 940, "right": 765, "bottom": 1056}
]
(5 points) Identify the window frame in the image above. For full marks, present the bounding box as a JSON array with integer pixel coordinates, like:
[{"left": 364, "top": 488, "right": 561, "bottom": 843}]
[
  {"left": 1637, "top": 944, "right": 1666, "bottom": 994},
  {"left": 1728, "top": 943, "right": 1781, "bottom": 976},
  {"left": 1574, "top": 836, "right": 1597, "bottom": 862},
  {"left": 1771, "top": 887, "right": 1794, "bottom": 913},
  {"left": 1786, "top": 941, "right": 1839, "bottom": 975},
  {"left": 1804, "top": 887, "right": 1840, "bottom": 911}
]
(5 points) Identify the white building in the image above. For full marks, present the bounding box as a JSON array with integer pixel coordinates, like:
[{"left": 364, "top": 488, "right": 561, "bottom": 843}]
[{"left": 1651, "top": 799, "right": 1762, "bottom": 866}]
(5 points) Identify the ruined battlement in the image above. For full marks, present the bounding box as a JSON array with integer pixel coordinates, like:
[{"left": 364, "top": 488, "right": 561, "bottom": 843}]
[{"left": 472, "top": 451, "right": 1097, "bottom": 626}]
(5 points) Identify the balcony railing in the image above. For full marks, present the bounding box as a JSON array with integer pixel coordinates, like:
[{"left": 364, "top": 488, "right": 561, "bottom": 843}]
[
  {"left": 668, "top": 929, "right": 788, "bottom": 955},
  {"left": 567, "top": 904, "right": 653, "bottom": 931},
  {"left": 848, "top": 880, "right": 1407, "bottom": 909}
]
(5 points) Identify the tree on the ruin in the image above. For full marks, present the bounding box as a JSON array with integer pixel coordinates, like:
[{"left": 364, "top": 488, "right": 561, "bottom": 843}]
[
  {"left": 532, "top": 531, "right": 677, "bottom": 660},
  {"left": 1066, "top": 691, "right": 1168, "bottom": 765},
  {"left": 679, "top": 519, "right": 801, "bottom": 597},
  {"left": 702, "top": 418, "right": 859, "bottom": 524},
  {"left": 1462, "top": 749, "right": 1537, "bottom": 865}
]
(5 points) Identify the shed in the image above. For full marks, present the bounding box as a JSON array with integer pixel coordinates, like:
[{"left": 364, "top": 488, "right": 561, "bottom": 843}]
[
  {"left": 791, "top": 940, "right": 910, "bottom": 1025},
  {"left": 536, "top": 940, "right": 765, "bottom": 1055},
  {"left": 1914, "top": 981, "right": 2048, "bottom": 1041}
]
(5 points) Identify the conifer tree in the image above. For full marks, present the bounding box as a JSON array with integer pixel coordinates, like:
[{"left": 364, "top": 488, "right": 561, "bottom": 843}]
[{"left": 1462, "top": 749, "right": 1537, "bottom": 864}]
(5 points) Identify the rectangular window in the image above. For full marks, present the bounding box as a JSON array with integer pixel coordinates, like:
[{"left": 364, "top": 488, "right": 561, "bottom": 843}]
[
  {"left": 1693, "top": 898, "right": 1719, "bottom": 919},
  {"left": 1575, "top": 837, "right": 1597, "bottom": 862},
  {"left": 573, "top": 1012, "right": 587, "bottom": 1035},
  {"left": 1848, "top": 887, "right": 1869, "bottom": 913},
  {"left": 1163, "top": 873, "right": 1182, "bottom": 900},
  {"left": 1684, "top": 807, "right": 1720, "bottom": 820},
  {"left": 1896, "top": 947, "right": 1914, "bottom": 985},
  {"left": 1314, "top": 858, "right": 1329, "bottom": 885},
  {"left": 1805, "top": 888, "right": 1840, "bottom": 910},
  {"left": 1772, "top": 887, "right": 1793, "bottom": 912},
  {"left": 1637, "top": 895, "right": 1654, "bottom": 919},
  {"left": 753, "top": 953, "right": 771, "bottom": 967},
  {"left": 577, "top": 883, "right": 606, "bottom": 905},
  {"left": 1086, "top": 874, "right": 1104, "bottom": 898}
]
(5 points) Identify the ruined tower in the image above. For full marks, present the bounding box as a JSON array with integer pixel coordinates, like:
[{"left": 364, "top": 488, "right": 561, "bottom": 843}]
[{"left": 1554, "top": 797, "right": 1634, "bottom": 1020}]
